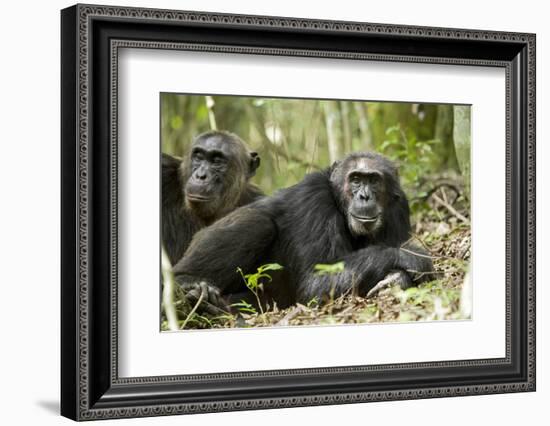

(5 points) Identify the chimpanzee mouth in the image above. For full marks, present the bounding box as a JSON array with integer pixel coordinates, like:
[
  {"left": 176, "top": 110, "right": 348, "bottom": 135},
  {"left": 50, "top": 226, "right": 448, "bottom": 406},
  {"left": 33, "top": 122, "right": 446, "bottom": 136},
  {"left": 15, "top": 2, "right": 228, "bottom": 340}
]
[
  {"left": 186, "top": 194, "right": 212, "bottom": 203},
  {"left": 350, "top": 213, "right": 379, "bottom": 223}
]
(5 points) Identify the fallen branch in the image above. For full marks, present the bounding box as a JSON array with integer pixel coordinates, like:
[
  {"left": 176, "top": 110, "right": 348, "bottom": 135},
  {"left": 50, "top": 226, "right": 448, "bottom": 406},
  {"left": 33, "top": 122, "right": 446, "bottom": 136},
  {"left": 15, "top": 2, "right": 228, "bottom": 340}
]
[
  {"left": 432, "top": 193, "right": 470, "bottom": 224},
  {"left": 420, "top": 181, "right": 461, "bottom": 204}
]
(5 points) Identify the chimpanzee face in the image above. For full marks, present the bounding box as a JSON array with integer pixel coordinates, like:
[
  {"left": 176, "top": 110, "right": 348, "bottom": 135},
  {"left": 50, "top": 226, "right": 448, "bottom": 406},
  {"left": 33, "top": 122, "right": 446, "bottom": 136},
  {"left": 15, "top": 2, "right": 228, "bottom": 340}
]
[
  {"left": 185, "top": 136, "right": 232, "bottom": 203},
  {"left": 183, "top": 132, "right": 260, "bottom": 219},
  {"left": 331, "top": 154, "right": 396, "bottom": 237}
]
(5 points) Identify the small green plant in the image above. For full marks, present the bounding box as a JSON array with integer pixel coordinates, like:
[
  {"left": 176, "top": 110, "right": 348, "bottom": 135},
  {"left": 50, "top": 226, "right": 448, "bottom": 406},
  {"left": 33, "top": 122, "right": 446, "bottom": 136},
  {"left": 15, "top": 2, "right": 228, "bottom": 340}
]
[
  {"left": 314, "top": 261, "right": 345, "bottom": 275},
  {"left": 314, "top": 261, "right": 345, "bottom": 307},
  {"left": 391, "top": 280, "right": 461, "bottom": 322},
  {"left": 231, "top": 300, "right": 258, "bottom": 315},
  {"left": 306, "top": 297, "right": 319, "bottom": 308},
  {"left": 237, "top": 263, "right": 283, "bottom": 315}
]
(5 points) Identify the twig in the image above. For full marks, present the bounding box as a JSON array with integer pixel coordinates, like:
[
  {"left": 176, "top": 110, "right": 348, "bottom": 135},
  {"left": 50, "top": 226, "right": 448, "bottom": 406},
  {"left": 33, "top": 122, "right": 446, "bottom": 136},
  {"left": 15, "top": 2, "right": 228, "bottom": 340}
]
[
  {"left": 161, "top": 248, "right": 179, "bottom": 331},
  {"left": 276, "top": 305, "right": 304, "bottom": 326},
  {"left": 420, "top": 181, "right": 461, "bottom": 203},
  {"left": 405, "top": 269, "right": 445, "bottom": 278},
  {"left": 180, "top": 286, "right": 205, "bottom": 330},
  {"left": 405, "top": 234, "right": 469, "bottom": 261},
  {"left": 458, "top": 244, "right": 471, "bottom": 260},
  {"left": 403, "top": 235, "right": 432, "bottom": 254},
  {"left": 441, "top": 186, "right": 449, "bottom": 205},
  {"left": 399, "top": 244, "right": 455, "bottom": 261},
  {"left": 323, "top": 283, "right": 355, "bottom": 313},
  {"left": 432, "top": 193, "right": 470, "bottom": 224}
]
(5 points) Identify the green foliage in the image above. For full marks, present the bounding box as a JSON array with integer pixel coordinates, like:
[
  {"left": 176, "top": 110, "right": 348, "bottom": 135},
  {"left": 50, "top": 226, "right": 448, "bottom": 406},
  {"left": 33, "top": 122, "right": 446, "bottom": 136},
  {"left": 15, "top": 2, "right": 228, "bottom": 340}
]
[
  {"left": 170, "top": 115, "right": 183, "bottom": 130},
  {"left": 381, "top": 124, "right": 439, "bottom": 188},
  {"left": 314, "top": 261, "right": 345, "bottom": 275},
  {"left": 306, "top": 297, "right": 319, "bottom": 308},
  {"left": 231, "top": 300, "right": 258, "bottom": 315},
  {"left": 161, "top": 95, "right": 471, "bottom": 330},
  {"left": 380, "top": 124, "right": 440, "bottom": 213},
  {"left": 392, "top": 280, "right": 462, "bottom": 321},
  {"left": 237, "top": 263, "right": 284, "bottom": 316},
  {"left": 237, "top": 263, "right": 284, "bottom": 293},
  {"left": 161, "top": 94, "right": 466, "bottom": 197}
]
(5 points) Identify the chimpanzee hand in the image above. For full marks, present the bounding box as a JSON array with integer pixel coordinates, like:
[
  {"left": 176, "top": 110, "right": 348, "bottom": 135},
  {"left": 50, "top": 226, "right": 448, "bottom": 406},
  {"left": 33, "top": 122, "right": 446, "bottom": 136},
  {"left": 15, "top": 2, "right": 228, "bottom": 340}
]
[
  {"left": 396, "top": 244, "right": 435, "bottom": 284},
  {"left": 180, "top": 281, "right": 230, "bottom": 316},
  {"left": 366, "top": 269, "right": 412, "bottom": 298}
]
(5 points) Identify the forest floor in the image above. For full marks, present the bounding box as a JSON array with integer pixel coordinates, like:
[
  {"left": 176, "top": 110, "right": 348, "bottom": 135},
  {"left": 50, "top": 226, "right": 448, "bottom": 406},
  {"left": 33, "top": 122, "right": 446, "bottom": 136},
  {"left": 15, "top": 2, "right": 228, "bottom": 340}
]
[{"left": 163, "top": 181, "right": 471, "bottom": 330}]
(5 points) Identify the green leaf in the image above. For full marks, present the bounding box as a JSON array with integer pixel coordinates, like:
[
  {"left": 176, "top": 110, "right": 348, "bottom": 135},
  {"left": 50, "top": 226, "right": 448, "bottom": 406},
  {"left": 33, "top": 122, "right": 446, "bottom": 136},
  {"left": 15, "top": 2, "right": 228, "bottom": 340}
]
[
  {"left": 257, "top": 263, "right": 284, "bottom": 273},
  {"left": 237, "top": 263, "right": 283, "bottom": 293},
  {"left": 385, "top": 124, "right": 401, "bottom": 135},
  {"left": 307, "top": 297, "right": 319, "bottom": 308},
  {"left": 314, "top": 261, "right": 345, "bottom": 275},
  {"left": 231, "top": 300, "right": 257, "bottom": 314}
]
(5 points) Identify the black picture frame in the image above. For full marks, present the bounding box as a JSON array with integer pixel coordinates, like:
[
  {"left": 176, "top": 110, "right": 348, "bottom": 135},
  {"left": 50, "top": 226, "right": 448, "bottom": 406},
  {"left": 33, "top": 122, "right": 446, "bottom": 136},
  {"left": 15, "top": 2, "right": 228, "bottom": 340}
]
[{"left": 61, "top": 3, "right": 536, "bottom": 421}]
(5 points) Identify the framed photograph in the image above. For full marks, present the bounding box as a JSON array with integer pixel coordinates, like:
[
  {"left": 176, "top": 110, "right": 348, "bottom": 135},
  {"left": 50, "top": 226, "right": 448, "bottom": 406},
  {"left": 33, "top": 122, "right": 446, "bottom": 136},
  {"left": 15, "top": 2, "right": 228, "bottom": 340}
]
[{"left": 61, "top": 3, "right": 536, "bottom": 421}]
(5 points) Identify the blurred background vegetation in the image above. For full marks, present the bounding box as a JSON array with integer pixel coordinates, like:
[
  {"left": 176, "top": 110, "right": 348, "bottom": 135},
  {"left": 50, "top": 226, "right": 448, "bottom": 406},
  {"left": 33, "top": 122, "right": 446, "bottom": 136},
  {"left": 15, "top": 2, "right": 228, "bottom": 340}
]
[
  {"left": 161, "top": 94, "right": 470, "bottom": 218},
  {"left": 160, "top": 94, "right": 473, "bottom": 329}
]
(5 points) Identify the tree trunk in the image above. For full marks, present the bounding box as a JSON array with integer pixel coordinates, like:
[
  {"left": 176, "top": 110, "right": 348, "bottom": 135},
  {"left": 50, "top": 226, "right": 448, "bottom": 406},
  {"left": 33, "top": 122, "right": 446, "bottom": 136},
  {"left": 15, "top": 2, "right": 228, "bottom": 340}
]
[
  {"left": 340, "top": 101, "right": 353, "bottom": 154},
  {"left": 434, "top": 104, "right": 458, "bottom": 170},
  {"left": 353, "top": 102, "right": 372, "bottom": 150},
  {"left": 453, "top": 105, "right": 471, "bottom": 200},
  {"left": 322, "top": 101, "right": 341, "bottom": 164}
]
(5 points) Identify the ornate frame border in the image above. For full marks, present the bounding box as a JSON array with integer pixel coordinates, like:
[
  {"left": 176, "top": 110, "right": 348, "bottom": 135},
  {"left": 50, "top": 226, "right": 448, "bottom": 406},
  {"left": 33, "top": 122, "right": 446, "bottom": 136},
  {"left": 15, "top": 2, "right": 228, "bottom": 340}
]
[{"left": 61, "top": 3, "right": 535, "bottom": 421}]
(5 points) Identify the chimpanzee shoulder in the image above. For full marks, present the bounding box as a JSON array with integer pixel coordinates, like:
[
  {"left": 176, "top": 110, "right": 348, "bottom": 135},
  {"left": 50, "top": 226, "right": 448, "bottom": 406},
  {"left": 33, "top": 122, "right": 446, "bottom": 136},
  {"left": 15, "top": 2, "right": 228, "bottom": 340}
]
[
  {"left": 257, "top": 169, "right": 354, "bottom": 269},
  {"left": 237, "top": 183, "right": 264, "bottom": 206}
]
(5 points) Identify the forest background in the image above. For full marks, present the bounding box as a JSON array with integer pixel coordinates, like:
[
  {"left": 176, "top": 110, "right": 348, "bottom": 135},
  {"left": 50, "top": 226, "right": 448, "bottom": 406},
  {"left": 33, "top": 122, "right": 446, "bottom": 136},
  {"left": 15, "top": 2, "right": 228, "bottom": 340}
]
[{"left": 161, "top": 94, "right": 472, "bottom": 329}]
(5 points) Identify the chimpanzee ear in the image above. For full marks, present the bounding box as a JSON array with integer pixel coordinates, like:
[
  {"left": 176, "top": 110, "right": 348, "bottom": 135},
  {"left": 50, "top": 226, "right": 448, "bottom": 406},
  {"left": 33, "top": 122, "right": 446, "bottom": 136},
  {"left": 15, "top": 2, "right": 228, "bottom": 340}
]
[
  {"left": 248, "top": 152, "right": 261, "bottom": 177},
  {"left": 329, "top": 160, "right": 342, "bottom": 180},
  {"left": 389, "top": 176, "right": 405, "bottom": 200},
  {"left": 390, "top": 167, "right": 403, "bottom": 199}
]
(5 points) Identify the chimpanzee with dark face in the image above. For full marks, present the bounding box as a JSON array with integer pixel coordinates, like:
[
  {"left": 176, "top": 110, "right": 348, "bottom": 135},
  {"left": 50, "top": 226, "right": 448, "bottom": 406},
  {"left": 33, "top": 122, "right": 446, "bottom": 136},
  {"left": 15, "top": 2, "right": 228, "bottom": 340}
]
[
  {"left": 173, "top": 151, "right": 433, "bottom": 312},
  {"left": 162, "top": 130, "right": 262, "bottom": 266}
]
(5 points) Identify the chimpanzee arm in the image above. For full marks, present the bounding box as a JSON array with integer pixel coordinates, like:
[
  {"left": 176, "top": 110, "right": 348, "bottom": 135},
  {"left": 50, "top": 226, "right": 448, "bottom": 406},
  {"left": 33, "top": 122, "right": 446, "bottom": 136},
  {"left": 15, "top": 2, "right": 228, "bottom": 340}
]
[
  {"left": 297, "top": 244, "right": 433, "bottom": 304},
  {"left": 398, "top": 240, "right": 435, "bottom": 283},
  {"left": 172, "top": 207, "right": 277, "bottom": 294}
]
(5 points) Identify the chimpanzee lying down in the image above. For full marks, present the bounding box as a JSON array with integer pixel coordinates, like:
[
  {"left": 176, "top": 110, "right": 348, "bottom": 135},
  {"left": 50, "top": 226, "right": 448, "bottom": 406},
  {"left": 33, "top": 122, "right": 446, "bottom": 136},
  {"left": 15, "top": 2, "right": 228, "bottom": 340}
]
[{"left": 173, "top": 151, "right": 434, "bottom": 314}]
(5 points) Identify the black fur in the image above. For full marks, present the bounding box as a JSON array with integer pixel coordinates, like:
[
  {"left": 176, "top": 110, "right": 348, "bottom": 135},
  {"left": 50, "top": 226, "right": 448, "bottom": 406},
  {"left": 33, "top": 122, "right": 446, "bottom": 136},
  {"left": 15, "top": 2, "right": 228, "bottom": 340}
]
[
  {"left": 162, "top": 131, "right": 263, "bottom": 266},
  {"left": 173, "top": 152, "right": 433, "bottom": 309}
]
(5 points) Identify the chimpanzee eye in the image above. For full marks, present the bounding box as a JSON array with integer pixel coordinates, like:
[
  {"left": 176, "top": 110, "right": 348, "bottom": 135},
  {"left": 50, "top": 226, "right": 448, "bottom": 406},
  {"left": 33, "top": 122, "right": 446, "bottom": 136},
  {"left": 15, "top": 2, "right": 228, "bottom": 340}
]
[
  {"left": 350, "top": 175, "right": 361, "bottom": 185},
  {"left": 212, "top": 156, "right": 225, "bottom": 165},
  {"left": 192, "top": 151, "right": 204, "bottom": 161},
  {"left": 369, "top": 174, "right": 382, "bottom": 185}
]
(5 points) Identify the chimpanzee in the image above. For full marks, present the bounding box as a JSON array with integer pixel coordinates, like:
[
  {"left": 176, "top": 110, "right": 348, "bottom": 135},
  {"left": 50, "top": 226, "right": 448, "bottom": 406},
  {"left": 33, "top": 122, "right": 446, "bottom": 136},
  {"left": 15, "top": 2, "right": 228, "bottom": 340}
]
[
  {"left": 162, "top": 130, "right": 262, "bottom": 266},
  {"left": 173, "top": 151, "right": 434, "bottom": 312}
]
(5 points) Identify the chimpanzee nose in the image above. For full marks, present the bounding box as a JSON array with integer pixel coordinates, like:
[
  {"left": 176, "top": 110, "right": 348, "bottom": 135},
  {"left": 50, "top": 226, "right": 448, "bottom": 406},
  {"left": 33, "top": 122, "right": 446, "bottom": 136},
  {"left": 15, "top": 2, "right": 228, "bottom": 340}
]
[
  {"left": 359, "top": 191, "right": 370, "bottom": 202},
  {"left": 194, "top": 169, "right": 208, "bottom": 181}
]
